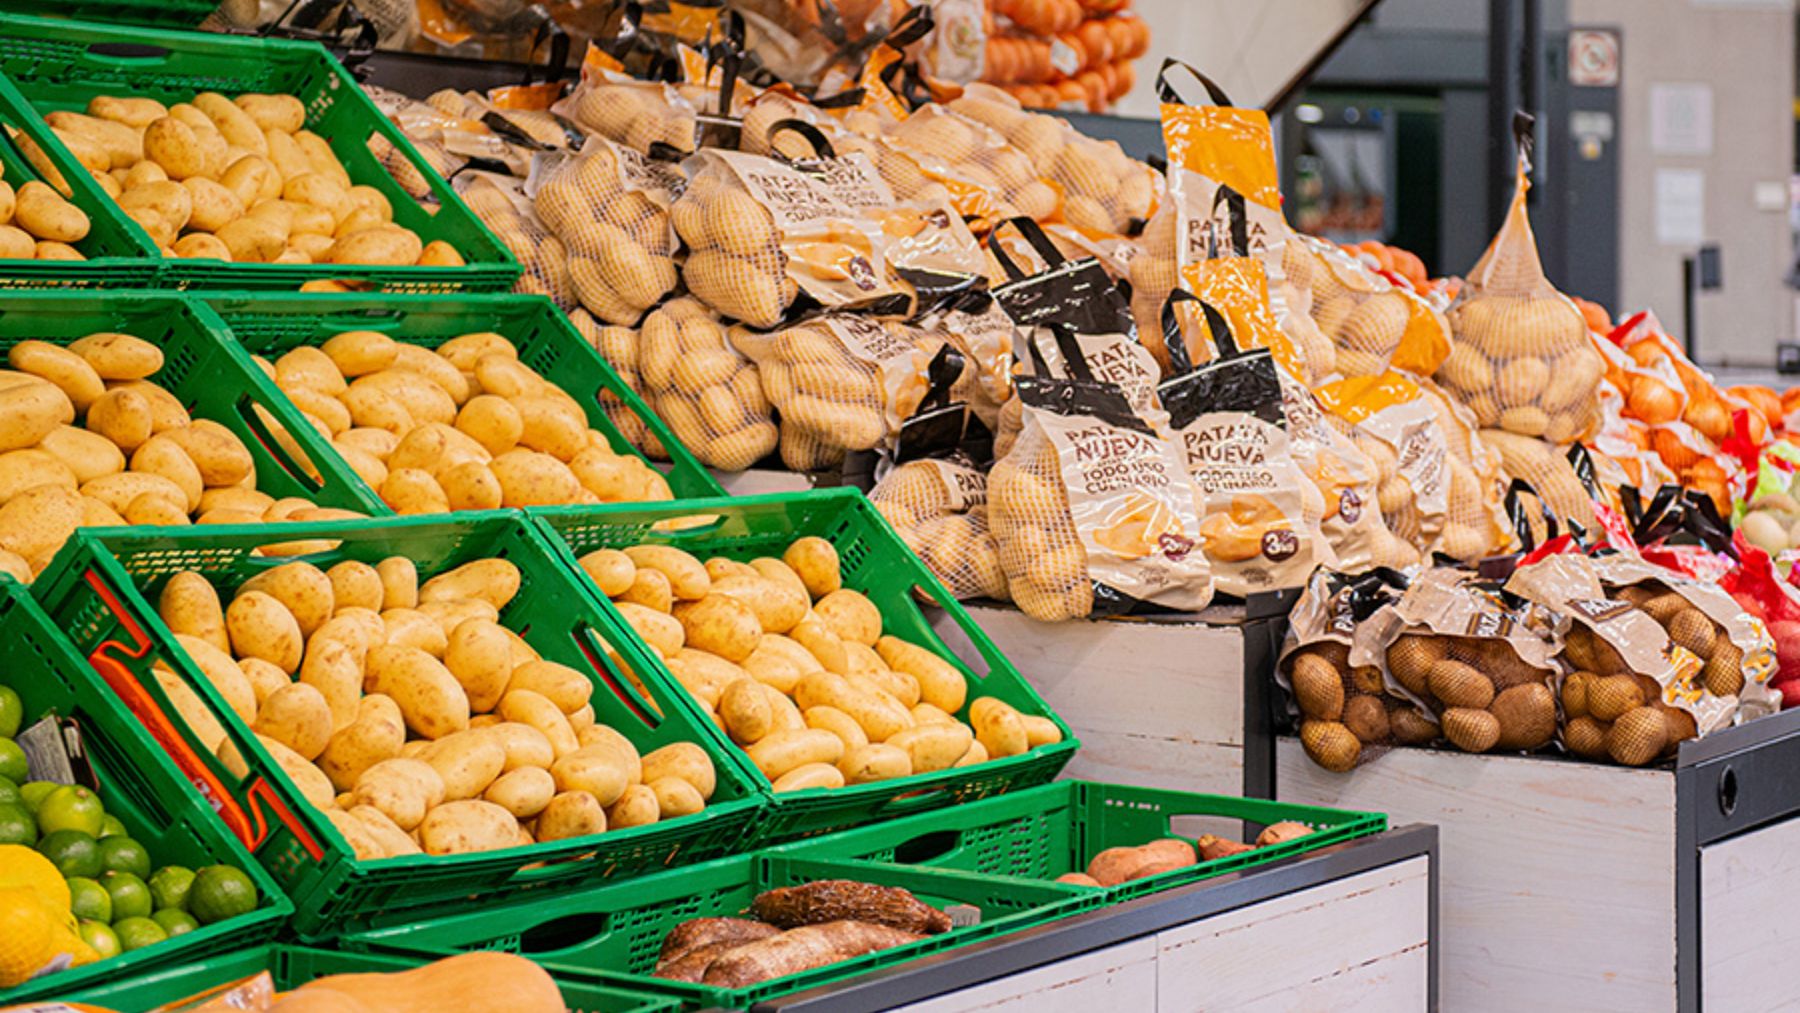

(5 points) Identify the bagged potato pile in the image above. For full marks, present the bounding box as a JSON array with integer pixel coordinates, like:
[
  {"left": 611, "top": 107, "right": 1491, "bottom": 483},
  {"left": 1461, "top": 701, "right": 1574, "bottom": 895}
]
[
  {"left": 564, "top": 310, "right": 665, "bottom": 459},
  {"left": 874, "top": 105, "right": 1059, "bottom": 229},
  {"left": 0, "top": 332, "right": 361, "bottom": 582},
  {"left": 948, "top": 83, "right": 1157, "bottom": 235},
  {"left": 44, "top": 90, "right": 464, "bottom": 267},
  {"left": 366, "top": 84, "right": 573, "bottom": 195},
  {"left": 260, "top": 327, "right": 673, "bottom": 512},
  {"left": 1287, "top": 231, "right": 1451, "bottom": 380},
  {"left": 459, "top": 172, "right": 572, "bottom": 309},
  {"left": 869, "top": 456, "right": 1009, "bottom": 603},
  {"left": 913, "top": 290, "right": 1020, "bottom": 430},
  {"left": 635, "top": 298, "right": 779, "bottom": 471},
  {"left": 0, "top": 156, "right": 93, "bottom": 261},
  {"left": 1435, "top": 136, "right": 1602, "bottom": 444},
  {"left": 557, "top": 69, "right": 699, "bottom": 156},
  {"left": 1312, "top": 372, "right": 1449, "bottom": 566},
  {"left": 533, "top": 137, "right": 685, "bottom": 325},
  {"left": 989, "top": 376, "right": 1212, "bottom": 622},
  {"left": 1280, "top": 568, "right": 1428, "bottom": 772},
  {"left": 153, "top": 556, "right": 722, "bottom": 857},
  {"left": 577, "top": 536, "right": 1059, "bottom": 790},
  {"left": 1276, "top": 370, "right": 1414, "bottom": 573}
]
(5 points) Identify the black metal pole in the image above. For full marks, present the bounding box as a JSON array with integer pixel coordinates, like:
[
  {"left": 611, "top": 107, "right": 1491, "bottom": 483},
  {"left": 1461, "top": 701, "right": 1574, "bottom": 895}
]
[
  {"left": 1488, "top": 0, "right": 1518, "bottom": 233},
  {"left": 1683, "top": 255, "right": 1698, "bottom": 361}
]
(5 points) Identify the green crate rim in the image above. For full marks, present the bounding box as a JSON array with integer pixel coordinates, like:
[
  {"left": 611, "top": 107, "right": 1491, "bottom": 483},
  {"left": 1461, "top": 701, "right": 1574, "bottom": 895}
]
[
  {"left": 768, "top": 779, "right": 1389, "bottom": 904},
  {"left": 0, "top": 12, "right": 520, "bottom": 292},
  {"left": 28, "top": 510, "right": 768, "bottom": 939},
  {"left": 0, "top": 72, "right": 161, "bottom": 287},
  {"left": 62, "top": 943, "right": 686, "bottom": 1012},
  {"left": 343, "top": 851, "right": 1103, "bottom": 1008},
  {"left": 198, "top": 290, "right": 725, "bottom": 504},
  {"left": 0, "top": 289, "right": 386, "bottom": 514},
  {"left": 0, "top": 2, "right": 217, "bottom": 29},
  {"left": 0, "top": 578, "right": 294, "bottom": 1007},
  {"left": 527, "top": 490, "right": 1079, "bottom": 844}
]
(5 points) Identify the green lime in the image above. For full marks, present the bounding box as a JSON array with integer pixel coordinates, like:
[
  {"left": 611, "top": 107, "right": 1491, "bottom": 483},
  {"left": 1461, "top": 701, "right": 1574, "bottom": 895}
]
[
  {"left": 79, "top": 918, "right": 121, "bottom": 960},
  {"left": 151, "top": 908, "right": 198, "bottom": 937},
  {"left": 19, "top": 780, "right": 56, "bottom": 813},
  {"left": 0, "top": 776, "right": 17, "bottom": 806},
  {"left": 0, "top": 685, "right": 20, "bottom": 739},
  {"left": 102, "top": 871, "right": 151, "bottom": 921},
  {"left": 0, "top": 800, "right": 35, "bottom": 846},
  {"left": 98, "top": 836, "right": 150, "bottom": 879},
  {"left": 148, "top": 865, "right": 194, "bottom": 912},
  {"left": 37, "top": 828, "right": 100, "bottom": 878},
  {"left": 68, "top": 876, "right": 112, "bottom": 923},
  {"left": 36, "top": 785, "right": 104, "bottom": 837},
  {"left": 188, "top": 865, "right": 257, "bottom": 925},
  {"left": 99, "top": 814, "right": 126, "bottom": 839},
  {"left": 0, "top": 738, "right": 26, "bottom": 785},
  {"left": 112, "top": 915, "right": 167, "bottom": 952}
]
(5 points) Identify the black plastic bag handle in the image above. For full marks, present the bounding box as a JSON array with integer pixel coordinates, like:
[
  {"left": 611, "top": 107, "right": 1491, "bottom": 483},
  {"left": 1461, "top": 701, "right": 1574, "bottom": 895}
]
[
  {"left": 986, "top": 216, "right": 1064, "bottom": 283},
  {"left": 1158, "top": 289, "right": 1202, "bottom": 376},
  {"left": 1504, "top": 477, "right": 1560, "bottom": 553},
  {"left": 767, "top": 118, "right": 837, "bottom": 161},
  {"left": 1155, "top": 58, "right": 1235, "bottom": 107},
  {"left": 1209, "top": 182, "right": 1251, "bottom": 258}
]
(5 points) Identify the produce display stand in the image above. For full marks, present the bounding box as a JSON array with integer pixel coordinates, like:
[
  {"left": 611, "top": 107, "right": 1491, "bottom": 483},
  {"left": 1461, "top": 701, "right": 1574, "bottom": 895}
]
[
  {"left": 745, "top": 825, "right": 1437, "bottom": 1011},
  {"left": 1275, "top": 708, "right": 1800, "bottom": 1012},
  {"left": 933, "top": 591, "right": 1295, "bottom": 799}
]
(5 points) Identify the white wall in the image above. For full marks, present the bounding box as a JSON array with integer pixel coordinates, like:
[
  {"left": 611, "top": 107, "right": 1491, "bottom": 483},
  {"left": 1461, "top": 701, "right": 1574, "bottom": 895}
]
[{"left": 1113, "top": 0, "right": 1367, "bottom": 116}]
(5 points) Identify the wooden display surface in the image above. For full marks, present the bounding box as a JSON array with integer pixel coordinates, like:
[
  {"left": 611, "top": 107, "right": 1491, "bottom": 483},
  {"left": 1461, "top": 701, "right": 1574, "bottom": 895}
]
[
  {"left": 1274, "top": 707, "right": 1800, "bottom": 1012},
  {"left": 756, "top": 826, "right": 1438, "bottom": 1012}
]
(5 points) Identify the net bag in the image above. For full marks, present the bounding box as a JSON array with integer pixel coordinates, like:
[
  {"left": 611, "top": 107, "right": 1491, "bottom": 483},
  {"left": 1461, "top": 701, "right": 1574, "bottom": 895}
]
[
  {"left": 1280, "top": 567, "right": 1421, "bottom": 772},
  {"left": 638, "top": 297, "right": 778, "bottom": 471},
  {"left": 881, "top": 105, "right": 1060, "bottom": 229},
  {"left": 533, "top": 137, "right": 684, "bottom": 325},
  {"left": 1438, "top": 118, "right": 1603, "bottom": 444},
  {"left": 1278, "top": 370, "right": 1413, "bottom": 573},
  {"left": 1314, "top": 371, "right": 1452, "bottom": 564},
  {"left": 869, "top": 457, "right": 1010, "bottom": 601},
  {"left": 989, "top": 375, "right": 1212, "bottom": 622},
  {"left": 556, "top": 64, "right": 700, "bottom": 156},
  {"left": 459, "top": 172, "right": 573, "bottom": 309},
  {"left": 565, "top": 308, "right": 665, "bottom": 459},
  {"left": 1293, "top": 231, "right": 1450, "bottom": 380}
]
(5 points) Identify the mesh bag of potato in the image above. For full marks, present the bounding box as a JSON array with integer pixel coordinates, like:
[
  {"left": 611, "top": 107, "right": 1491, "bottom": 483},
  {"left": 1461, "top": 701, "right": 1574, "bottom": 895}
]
[
  {"left": 1437, "top": 140, "right": 1603, "bottom": 444},
  {"left": 1276, "top": 370, "right": 1413, "bottom": 573},
  {"left": 533, "top": 137, "right": 684, "bottom": 325},
  {"left": 458, "top": 172, "right": 573, "bottom": 310},
  {"left": 912, "top": 291, "right": 1020, "bottom": 430},
  {"left": 48, "top": 90, "right": 464, "bottom": 268},
  {"left": 1313, "top": 372, "right": 1451, "bottom": 565},
  {"left": 869, "top": 457, "right": 1010, "bottom": 602},
  {"left": 1290, "top": 231, "right": 1451, "bottom": 381},
  {"left": 1480, "top": 428, "right": 1600, "bottom": 538},
  {"left": 263, "top": 327, "right": 674, "bottom": 512},
  {"left": 989, "top": 375, "right": 1212, "bottom": 622},
  {"left": 556, "top": 69, "right": 700, "bottom": 156},
  {"left": 877, "top": 105, "right": 1059, "bottom": 230},
  {"left": 1160, "top": 339, "right": 1332, "bottom": 596},
  {"left": 1365, "top": 567, "right": 1563, "bottom": 758},
  {"left": 948, "top": 83, "right": 1159, "bottom": 235},
  {"left": 564, "top": 308, "right": 667, "bottom": 460},
  {"left": 1280, "top": 567, "right": 1427, "bottom": 772},
  {"left": 637, "top": 298, "right": 778, "bottom": 472},
  {"left": 1418, "top": 380, "right": 1513, "bottom": 561},
  {"left": 0, "top": 332, "right": 363, "bottom": 582}
]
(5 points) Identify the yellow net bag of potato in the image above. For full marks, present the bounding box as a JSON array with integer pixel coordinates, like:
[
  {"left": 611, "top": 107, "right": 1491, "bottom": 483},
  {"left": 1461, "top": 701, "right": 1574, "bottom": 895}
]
[
  {"left": 532, "top": 136, "right": 683, "bottom": 325},
  {"left": 949, "top": 82, "right": 1159, "bottom": 235},
  {"left": 638, "top": 297, "right": 778, "bottom": 471},
  {"left": 879, "top": 105, "right": 1060, "bottom": 230},
  {"left": 1290, "top": 231, "right": 1451, "bottom": 379},
  {"left": 989, "top": 375, "right": 1212, "bottom": 621},
  {"left": 565, "top": 308, "right": 666, "bottom": 459},
  {"left": 1437, "top": 120, "right": 1603, "bottom": 444},
  {"left": 1480, "top": 428, "right": 1599, "bottom": 537},
  {"left": 732, "top": 314, "right": 957, "bottom": 468},
  {"left": 870, "top": 457, "right": 1010, "bottom": 601},
  {"left": 1419, "top": 380, "right": 1513, "bottom": 561},
  {"left": 458, "top": 171, "right": 573, "bottom": 309},
  {"left": 1159, "top": 314, "right": 1332, "bottom": 595},
  {"left": 1278, "top": 370, "right": 1413, "bottom": 573},
  {"left": 1314, "top": 371, "right": 1451, "bottom": 565},
  {"left": 913, "top": 291, "right": 1020, "bottom": 430},
  {"left": 555, "top": 63, "right": 700, "bottom": 156}
]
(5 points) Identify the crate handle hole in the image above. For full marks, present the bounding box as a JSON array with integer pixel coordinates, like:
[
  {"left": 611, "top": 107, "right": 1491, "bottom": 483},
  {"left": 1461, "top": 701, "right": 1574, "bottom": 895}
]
[
  {"left": 891, "top": 830, "right": 961, "bottom": 864},
  {"left": 515, "top": 913, "right": 610, "bottom": 954},
  {"left": 573, "top": 624, "right": 660, "bottom": 729},
  {"left": 911, "top": 589, "right": 992, "bottom": 681},
  {"left": 86, "top": 42, "right": 171, "bottom": 61},
  {"left": 1718, "top": 764, "right": 1738, "bottom": 817},
  {"left": 237, "top": 397, "right": 326, "bottom": 493}
]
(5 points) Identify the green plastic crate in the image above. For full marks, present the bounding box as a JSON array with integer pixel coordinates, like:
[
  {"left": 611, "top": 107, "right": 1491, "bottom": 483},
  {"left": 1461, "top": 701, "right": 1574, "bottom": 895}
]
[
  {"left": 529, "top": 489, "right": 1079, "bottom": 844},
  {"left": 0, "top": 290, "right": 383, "bottom": 514},
  {"left": 0, "top": 2, "right": 217, "bottom": 30},
  {"left": 0, "top": 12, "right": 518, "bottom": 292},
  {"left": 201, "top": 291, "right": 724, "bottom": 504},
  {"left": 0, "top": 579, "right": 292, "bottom": 1006},
  {"left": 27, "top": 511, "right": 767, "bottom": 940},
  {"left": 62, "top": 943, "right": 683, "bottom": 1012},
  {"left": 0, "top": 75, "right": 160, "bottom": 288},
  {"left": 344, "top": 852, "right": 1100, "bottom": 1008},
  {"left": 771, "top": 779, "right": 1388, "bottom": 902}
]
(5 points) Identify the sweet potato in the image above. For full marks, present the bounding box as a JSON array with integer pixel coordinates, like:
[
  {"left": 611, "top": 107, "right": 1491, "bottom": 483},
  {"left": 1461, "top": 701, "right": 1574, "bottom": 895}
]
[
  {"left": 700, "top": 921, "right": 924, "bottom": 988},
  {"left": 751, "top": 880, "right": 951, "bottom": 935}
]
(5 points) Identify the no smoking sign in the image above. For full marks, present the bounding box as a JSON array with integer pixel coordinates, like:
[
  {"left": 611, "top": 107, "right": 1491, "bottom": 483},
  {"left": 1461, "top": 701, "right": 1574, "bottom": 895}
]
[{"left": 1569, "top": 29, "right": 1620, "bottom": 87}]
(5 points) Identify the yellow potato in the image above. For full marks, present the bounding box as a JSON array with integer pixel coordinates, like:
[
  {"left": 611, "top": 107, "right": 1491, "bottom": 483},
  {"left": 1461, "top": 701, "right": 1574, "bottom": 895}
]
[
  {"left": 970, "top": 697, "right": 1029, "bottom": 758},
  {"left": 158, "top": 570, "right": 229, "bottom": 654},
  {"left": 613, "top": 601, "right": 684, "bottom": 658},
  {"left": 603, "top": 783, "right": 660, "bottom": 828},
  {"left": 352, "top": 756, "right": 446, "bottom": 831},
  {"left": 364, "top": 644, "right": 471, "bottom": 739},
  {"left": 887, "top": 722, "right": 974, "bottom": 774},
  {"left": 226, "top": 590, "right": 305, "bottom": 674},
  {"left": 783, "top": 536, "right": 842, "bottom": 598},
  {"left": 326, "top": 560, "right": 384, "bottom": 613},
  {"left": 67, "top": 332, "right": 162, "bottom": 381},
  {"left": 537, "top": 790, "right": 606, "bottom": 841},
  {"left": 648, "top": 775, "right": 704, "bottom": 817},
  {"left": 876, "top": 636, "right": 969, "bottom": 715},
  {"left": 550, "top": 743, "right": 632, "bottom": 806},
  {"left": 14, "top": 182, "right": 90, "bottom": 244},
  {"left": 10, "top": 340, "right": 104, "bottom": 411},
  {"left": 837, "top": 743, "right": 912, "bottom": 783},
  {"left": 639, "top": 742, "right": 716, "bottom": 799},
  {"left": 673, "top": 594, "right": 761, "bottom": 663},
  {"left": 163, "top": 420, "right": 255, "bottom": 487},
  {"left": 349, "top": 805, "right": 419, "bottom": 858},
  {"left": 483, "top": 721, "right": 556, "bottom": 772},
  {"left": 804, "top": 705, "right": 870, "bottom": 753},
  {"left": 719, "top": 677, "right": 773, "bottom": 745},
  {"left": 617, "top": 568, "right": 674, "bottom": 613},
  {"left": 623, "top": 545, "right": 710, "bottom": 600},
  {"left": 380, "top": 607, "right": 449, "bottom": 657},
  {"left": 419, "top": 558, "right": 521, "bottom": 610},
  {"left": 485, "top": 766, "right": 555, "bottom": 819},
  {"left": 444, "top": 618, "right": 513, "bottom": 713},
  {"left": 420, "top": 799, "right": 517, "bottom": 855},
  {"left": 376, "top": 556, "right": 418, "bottom": 610},
  {"left": 498, "top": 688, "right": 578, "bottom": 757},
  {"left": 790, "top": 612, "right": 849, "bottom": 675},
  {"left": 172, "top": 633, "right": 256, "bottom": 725},
  {"left": 417, "top": 730, "right": 507, "bottom": 800},
  {"left": 1021, "top": 714, "right": 1064, "bottom": 748},
  {"left": 129, "top": 434, "right": 203, "bottom": 511},
  {"left": 249, "top": 735, "right": 335, "bottom": 811},
  {"left": 745, "top": 728, "right": 844, "bottom": 781},
  {"left": 771, "top": 762, "right": 845, "bottom": 792},
  {"left": 489, "top": 449, "right": 580, "bottom": 506},
  {"left": 238, "top": 561, "right": 334, "bottom": 638},
  {"left": 707, "top": 574, "right": 808, "bottom": 634},
  {"left": 300, "top": 638, "right": 365, "bottom": 733},
  {"left": 505, "top": 659, "right": 593, "bottom": 715},
  {"left": 813, "top": 589, "right": 882, "bottom": 646},
  {"left": 319, "top": 695, "right": 406, "bottom": 792},
  {"left": 253, "top": 682, "right": 334, "bottom": 761}
]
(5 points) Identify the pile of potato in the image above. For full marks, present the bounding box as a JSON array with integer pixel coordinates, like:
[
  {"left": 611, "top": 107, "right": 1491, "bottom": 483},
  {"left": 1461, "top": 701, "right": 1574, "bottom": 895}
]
[
  {"left": 948, "top": 85, "right": 1154, "bottom": 235},
  {"left": 0, "top": 331, "right": 358, "bottom": 582},
  {"left": 258, "top": 327, "right": 672, "bottom": 514},
  {"left": 1381, "top": 632, "right": 1560, "bottom": 760},
  {"left": 534, "top": 142, "right": 680, "bottom": 325},
  {"left": 154, "top": 556, "right": 720, "bottom": 859},
  {"left": 1288, "top": 641, "right": 1443, "bottom": 773},
  {"left": 35, "top": 90, "right": 461, "bottom": 267},
  {"left": 0, "top": 160, "right": 92, "bottom": 261},
  {"left": 635, "top": 298, "right": 778, "bottom": 472},
  {"left": 577, "top": 536, "right": 1059, "bottom": 791}
]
